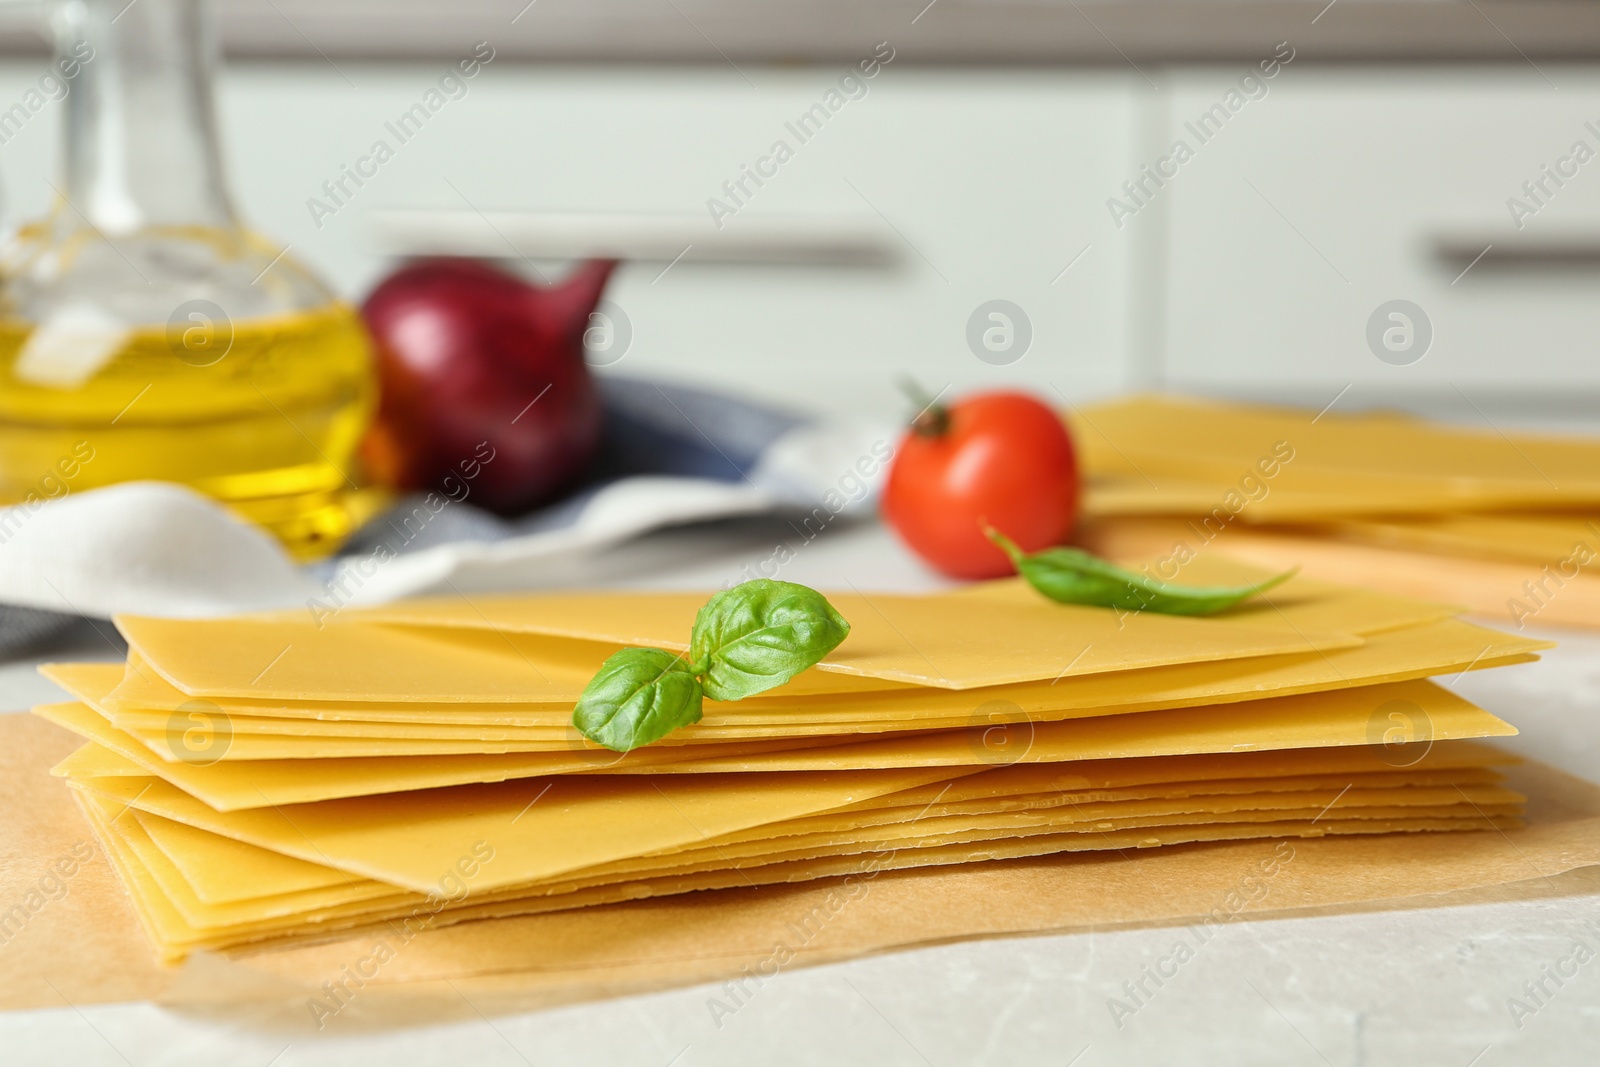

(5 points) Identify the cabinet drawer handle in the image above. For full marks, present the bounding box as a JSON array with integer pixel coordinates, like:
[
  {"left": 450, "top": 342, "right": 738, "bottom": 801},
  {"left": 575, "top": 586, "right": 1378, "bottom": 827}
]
[
  {"left": 1433, "top": 233, "right": 1600, "bottom": 273},
  {"left": 368, "top": 210, "right": 899, "bottom": 266}
]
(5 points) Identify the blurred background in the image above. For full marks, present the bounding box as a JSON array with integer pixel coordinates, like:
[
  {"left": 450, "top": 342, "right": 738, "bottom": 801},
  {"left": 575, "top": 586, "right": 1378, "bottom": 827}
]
[
  {"left": 3, "top": 0, "right": 1595, "bottom": 425},
  {"left": 0, "top": 0, "right": 1596, "bottom": 640}
]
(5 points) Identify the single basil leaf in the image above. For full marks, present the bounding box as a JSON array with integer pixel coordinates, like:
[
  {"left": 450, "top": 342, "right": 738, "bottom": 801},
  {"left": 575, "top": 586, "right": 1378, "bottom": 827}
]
[
  {"left": 986, "top": 526, "right": 1295, "bottom": 616},
  {"left": 571, "top": 648, "right": 703, "bottom": 752},
  {"left": 690, "top": 579, "right": 851, "bottom": 701}
]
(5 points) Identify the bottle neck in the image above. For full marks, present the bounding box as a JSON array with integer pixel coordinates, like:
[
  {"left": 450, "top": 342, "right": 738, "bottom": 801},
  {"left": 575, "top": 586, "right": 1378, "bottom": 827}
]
[{"left": 53, "top": 0, "right": 236, "bottom": 234}]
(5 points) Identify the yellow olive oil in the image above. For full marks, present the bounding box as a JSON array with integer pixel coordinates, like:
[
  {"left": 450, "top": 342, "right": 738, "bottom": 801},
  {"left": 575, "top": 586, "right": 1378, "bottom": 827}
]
[{"left": 0, "top": 303, "right": 374, "bottom": 558}]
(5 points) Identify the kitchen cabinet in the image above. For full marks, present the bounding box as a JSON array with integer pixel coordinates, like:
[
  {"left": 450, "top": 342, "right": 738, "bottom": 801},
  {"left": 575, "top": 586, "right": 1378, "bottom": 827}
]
[
  {"left": 1159, "top": 65, "right": 1600, "bottom": 416},
  {"left": 1, "top": 58, "right": 1594, "bottom": 418}
]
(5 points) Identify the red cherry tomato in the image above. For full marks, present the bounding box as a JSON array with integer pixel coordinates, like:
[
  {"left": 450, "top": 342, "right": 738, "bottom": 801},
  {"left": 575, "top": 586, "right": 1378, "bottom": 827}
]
[{"left": 882, "top": 390, "right": 1079, "bottom": 579}]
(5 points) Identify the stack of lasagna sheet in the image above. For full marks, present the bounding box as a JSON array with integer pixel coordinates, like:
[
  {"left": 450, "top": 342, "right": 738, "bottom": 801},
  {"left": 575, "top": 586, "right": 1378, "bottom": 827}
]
[
  {"left": 1072, "top": 395, "right": 1600, "bottom": 628},
  {"left": 34, "top": 559, "right": 1547, "bottom": 961}
]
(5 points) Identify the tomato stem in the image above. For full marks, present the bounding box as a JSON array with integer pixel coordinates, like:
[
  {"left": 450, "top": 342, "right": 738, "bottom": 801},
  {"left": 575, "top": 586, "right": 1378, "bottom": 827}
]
[{"left": 899, "top": 377, "right": 950, "bottom": 437}]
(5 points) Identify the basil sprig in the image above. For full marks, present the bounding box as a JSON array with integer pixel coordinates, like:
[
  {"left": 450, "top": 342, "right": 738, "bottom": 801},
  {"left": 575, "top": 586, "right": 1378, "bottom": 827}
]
[
  {"left": 985, "top": 525, "right": 1295, "bottom": 616},
  {"left": 691, "top": 580, "right": 851, "bottom": 700},
  {"left": 569, "top": 648, "right": 703, "bottom": 752},
  {"left": 572, "top": 580, "right": 851, "bottom": 752}
]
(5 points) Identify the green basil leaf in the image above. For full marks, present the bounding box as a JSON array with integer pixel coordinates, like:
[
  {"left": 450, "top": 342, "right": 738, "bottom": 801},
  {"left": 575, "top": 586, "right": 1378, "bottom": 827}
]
[
  {"left": 689, "top": 579, "right": 851, "bottom": 701},
  {"left": 571, "top": 648, "right": 703, "bottom": 752},
  {"left": 986, "top": 526, "right": 1295, "bottom": 616}
]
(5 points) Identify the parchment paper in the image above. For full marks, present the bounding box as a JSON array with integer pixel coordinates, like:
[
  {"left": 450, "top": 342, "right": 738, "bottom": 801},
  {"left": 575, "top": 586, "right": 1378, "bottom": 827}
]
[{"left": 5, "top": 714, "right": 1598, "bottom": 1023}]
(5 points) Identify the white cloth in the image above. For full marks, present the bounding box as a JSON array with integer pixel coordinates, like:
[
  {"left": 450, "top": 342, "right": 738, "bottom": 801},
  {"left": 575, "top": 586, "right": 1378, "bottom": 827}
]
[{"left": 0, "top": 418, "right": 896, "bottom": 623}]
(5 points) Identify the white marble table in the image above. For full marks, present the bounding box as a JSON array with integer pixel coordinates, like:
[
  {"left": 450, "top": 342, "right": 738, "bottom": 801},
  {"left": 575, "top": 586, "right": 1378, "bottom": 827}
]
[{"left": 3, "top": 519, "right": 1597, "bottom": 1066}]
